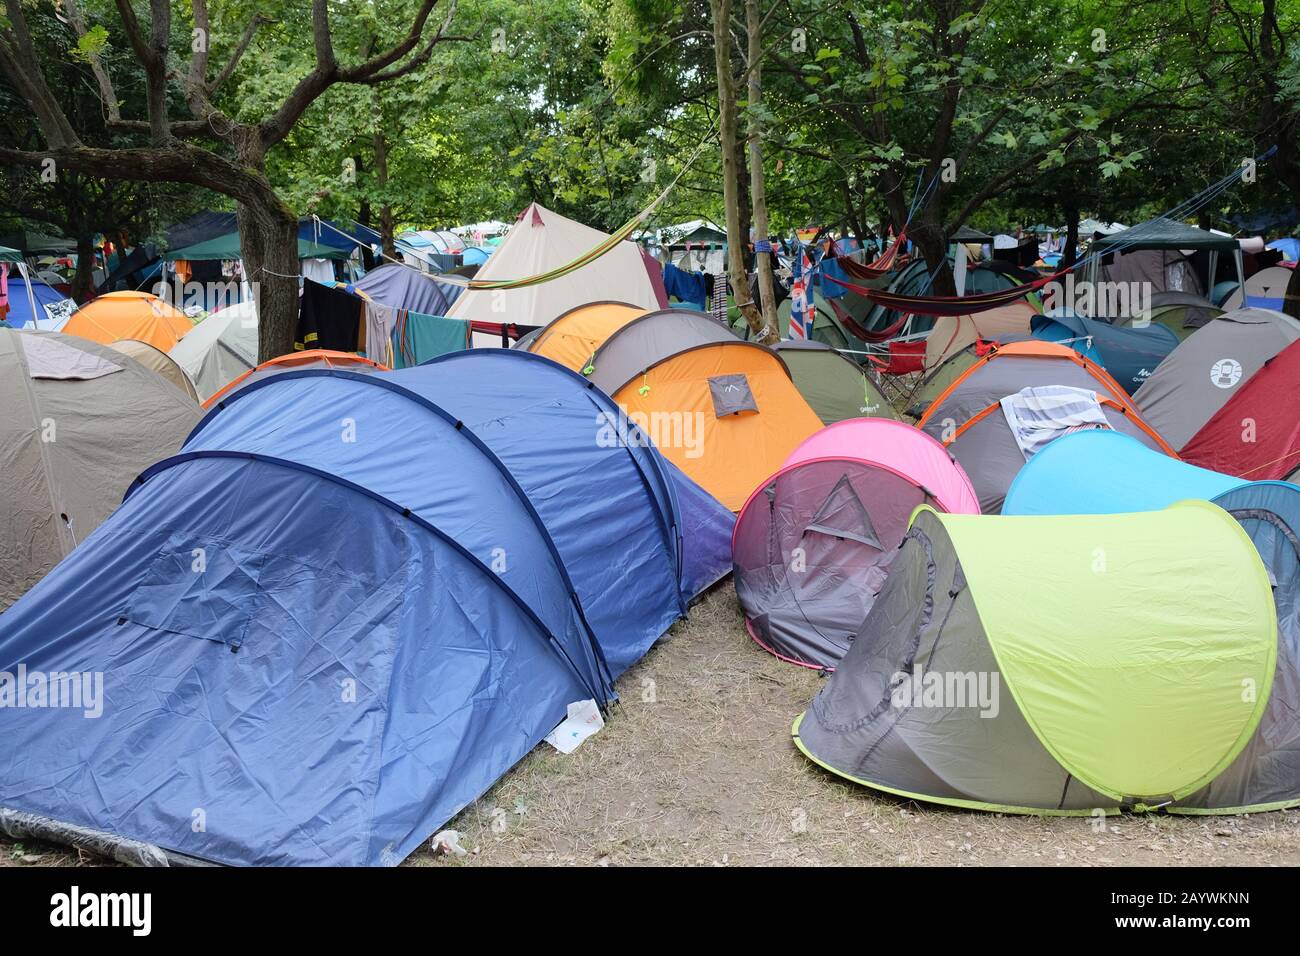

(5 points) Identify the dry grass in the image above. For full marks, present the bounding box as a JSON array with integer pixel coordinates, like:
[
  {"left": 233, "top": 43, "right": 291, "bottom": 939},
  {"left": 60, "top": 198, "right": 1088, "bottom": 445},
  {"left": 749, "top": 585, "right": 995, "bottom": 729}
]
[{"left": 6, "top": 584, "right": 1300, "bottom": 867}]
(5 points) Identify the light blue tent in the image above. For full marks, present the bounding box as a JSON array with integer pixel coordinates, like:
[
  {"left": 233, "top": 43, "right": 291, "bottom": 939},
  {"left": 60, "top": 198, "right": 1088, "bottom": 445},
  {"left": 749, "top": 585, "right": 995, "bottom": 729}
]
[
  {"left": 0, "top": 350, "right": 733, "bottom": 866},
  {"left": 461, "top": 246, "right": 492, "bottom": 267},
  {"left": 1003, "top": 429, "right": 1287, "bottom": 515}
]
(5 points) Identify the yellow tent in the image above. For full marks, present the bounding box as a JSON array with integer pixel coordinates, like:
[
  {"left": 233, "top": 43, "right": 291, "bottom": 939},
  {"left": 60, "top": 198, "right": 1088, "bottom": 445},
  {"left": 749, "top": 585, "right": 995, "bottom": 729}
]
[
  {"left": 610, "top": 341, "right": 822, "bottom": 510},
  {"left": 64, "top": 291, "right": 192, "bottom": 352},
  {"left": 528, "top": 301, "right": 646, "bottom": 371}
]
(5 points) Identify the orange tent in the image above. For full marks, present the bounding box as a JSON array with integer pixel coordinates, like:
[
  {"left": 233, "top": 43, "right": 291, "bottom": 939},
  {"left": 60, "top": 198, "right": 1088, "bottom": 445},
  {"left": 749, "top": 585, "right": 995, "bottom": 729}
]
[
  {"left": 203, "top": 350, "right": 388, "bottom": 409},
  {"left": 609, "top": 341, "right": 822, "bottom": 510},
  {"left": 528, "top": 301, "right": 646, "bottom": 372},
  {"left": 64, "top": 291, "right": 193, "bottom": 352}
]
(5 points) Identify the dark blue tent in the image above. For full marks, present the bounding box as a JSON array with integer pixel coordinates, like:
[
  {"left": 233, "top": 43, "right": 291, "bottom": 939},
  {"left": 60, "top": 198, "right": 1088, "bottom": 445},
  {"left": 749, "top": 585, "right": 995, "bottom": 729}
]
[
  {"left": 0, "top": 350, "right": 732, "bottom": 866},
  {"left": 1031, "top": 312, "right": 1179, "bottom": 394}
]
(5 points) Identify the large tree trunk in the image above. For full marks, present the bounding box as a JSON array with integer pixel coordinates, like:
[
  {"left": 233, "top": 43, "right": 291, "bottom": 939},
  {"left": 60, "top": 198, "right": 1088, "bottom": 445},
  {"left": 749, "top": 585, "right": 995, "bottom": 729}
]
[
  {"left": 238, "top": 196, "right": 301, "bottom": 362},
  {"left": 71, "top": 233, "right": 97, "bottom": 303},
  {"left": 709, "top": 0, "right": 763, "bottom": 337},
  {"left": 913, "top": 211, "right": 955, "bottom": 297},
  {"left": 745, "top": 0, "right": 777, "bottom": 338}
]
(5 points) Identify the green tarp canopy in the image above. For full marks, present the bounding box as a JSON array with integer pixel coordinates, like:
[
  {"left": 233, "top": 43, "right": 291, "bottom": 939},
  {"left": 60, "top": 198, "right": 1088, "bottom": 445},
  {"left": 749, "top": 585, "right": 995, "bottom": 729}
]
[
  {"left": 1092, "top": 218, "right": 1240, "bottom": 253},
  {"left": 0, "top": 245, "right": 23, "bottom": 264},
  {"left": 166, "top": 232, "right": 350, "bottom": 261}
]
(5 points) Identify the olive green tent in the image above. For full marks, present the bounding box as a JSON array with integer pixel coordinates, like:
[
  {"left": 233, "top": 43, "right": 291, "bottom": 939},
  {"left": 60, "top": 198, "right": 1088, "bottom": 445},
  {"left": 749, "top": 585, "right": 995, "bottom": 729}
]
[
  {"left": 772, "top": 339, "right": 898, "bottom": 423},
  {"left": 795, "top": 501, "right": 1279, "bottom": 814},
  {"left": 166, "top": 233, "right": 350, "bottom": 261}
]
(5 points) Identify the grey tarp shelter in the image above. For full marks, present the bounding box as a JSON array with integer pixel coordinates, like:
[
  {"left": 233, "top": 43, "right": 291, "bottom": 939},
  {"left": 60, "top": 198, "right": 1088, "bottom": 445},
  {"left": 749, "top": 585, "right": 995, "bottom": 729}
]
[
  {"left": 1133, "top": 307, "right": 1300, "bottom": 451},
  {"left": 1087, "top": 219, "right": 1244, "bottom": 315},
  {"left": 0, "top": 329, "right": 201, "bottom": 608}
]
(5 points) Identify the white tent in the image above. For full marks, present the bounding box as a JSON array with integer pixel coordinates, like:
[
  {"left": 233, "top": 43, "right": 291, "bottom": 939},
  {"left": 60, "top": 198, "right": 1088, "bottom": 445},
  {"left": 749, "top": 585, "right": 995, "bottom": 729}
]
[
  {"left": 445, "top": 203, "right": 665, "bottom": 344},
  {"left": 168, "top": 300, "right": 258, "bottom": 401}
]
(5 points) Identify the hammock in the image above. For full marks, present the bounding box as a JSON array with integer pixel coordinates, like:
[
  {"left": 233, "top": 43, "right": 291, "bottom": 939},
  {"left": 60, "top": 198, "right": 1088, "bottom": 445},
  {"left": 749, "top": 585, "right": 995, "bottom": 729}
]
[
  {"left": 827, "top": 296, "right": 912, "bottom": 343},
  {"left": 825, "top": 269, "right": 1062, "bottom": 317},
  {"left": 831, "top": 230, "right": 908, "bottom": 281}
]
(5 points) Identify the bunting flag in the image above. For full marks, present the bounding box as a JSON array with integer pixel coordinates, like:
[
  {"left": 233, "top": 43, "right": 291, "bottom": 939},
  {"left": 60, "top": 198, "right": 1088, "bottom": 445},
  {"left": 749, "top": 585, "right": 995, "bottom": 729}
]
[{"left": 788, "top": 248, "right": 814, "bottom": 339}]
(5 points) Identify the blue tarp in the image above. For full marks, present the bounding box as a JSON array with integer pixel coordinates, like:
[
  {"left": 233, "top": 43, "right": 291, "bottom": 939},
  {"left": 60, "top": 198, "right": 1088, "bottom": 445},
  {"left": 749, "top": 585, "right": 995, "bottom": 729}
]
[
  {"left": 3, "top": 276, "right": 71, "bottom": 329},
  {"left": 1004, "top": 429, "right": 1255, "bottom": 515},
  {"left": 0, "top": 349, "right": 732, "bottom": 866},
  {"left": 1267, "top": 239, "right": 1300, "bottom": 263},
  {"left": 1031, "top": 312, "right": 1179, "bottom": 394}
]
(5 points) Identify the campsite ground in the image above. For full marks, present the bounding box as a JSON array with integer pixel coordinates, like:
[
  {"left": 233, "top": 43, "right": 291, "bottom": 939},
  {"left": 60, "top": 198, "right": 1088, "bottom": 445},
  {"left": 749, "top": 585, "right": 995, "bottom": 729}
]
[{"left": 4, "top": 584, "right": 1299, "bottom": 868}]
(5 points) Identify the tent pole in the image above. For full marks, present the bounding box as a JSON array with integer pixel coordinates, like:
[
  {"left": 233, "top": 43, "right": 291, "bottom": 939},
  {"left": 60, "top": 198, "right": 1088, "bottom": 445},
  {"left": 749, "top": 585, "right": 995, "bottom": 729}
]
[
  {"left": 1235, "top": 247, "right": 1246, "bottom": 299},
  {"left": 1207, "top": 250, "right": 1218, "bottom": 300},
  {"left": 17, "top": 260, "right": 40, "bottom": 330}
]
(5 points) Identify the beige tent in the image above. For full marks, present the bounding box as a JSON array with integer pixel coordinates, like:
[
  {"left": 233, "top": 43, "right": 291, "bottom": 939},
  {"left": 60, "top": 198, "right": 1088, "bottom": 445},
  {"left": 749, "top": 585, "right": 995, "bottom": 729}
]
[
  {"left": 109, "top": 339, "right": 201, "bottom": 403},
  {"left": 446, "top": 203, "right": 666, "bottom": 344},
  {"left": 167, "top": 300, "right": 258, "bottom": 401},
  {"left": 925, "top": 300, "right": 1038, "bottom": 369},
  {"left": 0, "top": 328, "right": 202, "bottom": 608}
]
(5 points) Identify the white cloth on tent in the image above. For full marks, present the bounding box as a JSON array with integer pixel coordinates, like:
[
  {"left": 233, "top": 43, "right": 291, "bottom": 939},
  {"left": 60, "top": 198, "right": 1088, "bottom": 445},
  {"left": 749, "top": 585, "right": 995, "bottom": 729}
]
[
  {"left": 1000, "top": 385, "right": 1110, "bottom": 461},
  {"left": 301, "top": 258, "right": 335, "bottom": 284}
]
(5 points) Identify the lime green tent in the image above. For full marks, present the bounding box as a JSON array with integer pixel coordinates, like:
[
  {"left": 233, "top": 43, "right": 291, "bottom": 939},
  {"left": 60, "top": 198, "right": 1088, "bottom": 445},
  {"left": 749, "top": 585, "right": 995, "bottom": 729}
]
[
  {"left": 795, "top": 501, "right": 1280, "bottom": 814},
  {"left": 165, "top": 233, "right": 349, "bottom": 261}
]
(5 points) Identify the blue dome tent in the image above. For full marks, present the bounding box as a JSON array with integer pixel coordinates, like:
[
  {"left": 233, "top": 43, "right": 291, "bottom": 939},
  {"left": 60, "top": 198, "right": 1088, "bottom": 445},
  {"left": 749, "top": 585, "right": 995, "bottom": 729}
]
[
  {"left": 0, "top": 350, "right": 732, "bottom": 866},
  {"left": 1030, "top": 312, "right": 1179, "bottom": 394}
]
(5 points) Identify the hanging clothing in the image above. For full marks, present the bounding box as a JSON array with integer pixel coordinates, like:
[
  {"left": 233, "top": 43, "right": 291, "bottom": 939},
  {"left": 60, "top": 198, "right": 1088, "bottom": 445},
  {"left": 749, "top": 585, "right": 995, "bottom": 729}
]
[
  {"left": 390, "top": 311, "right": 471, "bottom": 367},
  {"left": 363, "top": 301, "right": 397, "bottom": 366},
  {"left": 296, "top": 278, "right": 362, "bottom": 351},
  {"left": 663, "top": 262, "right": 708, "bottom": 310},
  {"left": 301, "top": 258, "right": 336, "bottom": 284}
]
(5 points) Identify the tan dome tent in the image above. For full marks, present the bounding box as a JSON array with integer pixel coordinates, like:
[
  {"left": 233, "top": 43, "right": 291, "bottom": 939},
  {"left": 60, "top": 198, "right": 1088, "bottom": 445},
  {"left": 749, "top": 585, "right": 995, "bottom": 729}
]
[
  {"left": 924, "top": 299, "right": 1039, "bottom": 371},
  {"left": 771, "top": 340, "right": 898, "bottom": 424},
  {"left": 794, "top": 502, "right": 1280, "bottom": 814},
  {"left": 108, "top": 338, "right": 201, "bottom": 403},
  {"left": 917, "top": 340, "right": 1173, "bottom": 512},
  {"left": 1133, "top": 307, "right": 1300, "bottom": 451},
  {"left": 0, "top": 328, "right": 202, "bottom": 607},
  {"left": 586, "top": 308, "right": 736, "bottom": 395}
]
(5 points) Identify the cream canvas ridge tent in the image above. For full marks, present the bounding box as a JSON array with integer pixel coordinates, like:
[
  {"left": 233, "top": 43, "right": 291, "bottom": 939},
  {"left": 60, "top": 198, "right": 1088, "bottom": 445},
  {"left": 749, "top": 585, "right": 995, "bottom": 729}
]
[
  {"left": 446, "top": 204, "right": 667, "bottom": 343},
  {"left": 168, "top": 301, "right": 258, "bottom": 402}
]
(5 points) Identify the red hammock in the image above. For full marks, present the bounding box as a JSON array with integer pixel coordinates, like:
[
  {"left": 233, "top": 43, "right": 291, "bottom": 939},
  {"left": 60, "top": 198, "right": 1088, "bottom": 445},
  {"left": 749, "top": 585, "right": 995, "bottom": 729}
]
[
  {"left": 831, "top": 230, "right": 908, "bottom": 281},
  {"left": 824, "top": 268, "right": 1063, "bottom": 317},
  {"left": 827, "top": 296, "right": 913, "bottom": 343}
]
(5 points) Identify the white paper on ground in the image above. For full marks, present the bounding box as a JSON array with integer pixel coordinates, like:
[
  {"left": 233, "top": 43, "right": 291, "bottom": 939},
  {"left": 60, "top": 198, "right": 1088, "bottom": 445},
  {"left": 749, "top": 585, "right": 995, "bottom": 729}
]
[{"left": 545, "top": 699, "right": 605, "bottom": 754}]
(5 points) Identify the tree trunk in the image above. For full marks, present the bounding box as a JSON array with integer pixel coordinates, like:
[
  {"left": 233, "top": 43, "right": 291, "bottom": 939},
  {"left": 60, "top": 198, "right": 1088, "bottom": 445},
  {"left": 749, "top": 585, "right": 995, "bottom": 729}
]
[
  {"left": 237, "top": 195, "right": 301, "bottom": 362},
  {"left": 1062, "top": 202, "right": 1080, "bottom": 269},
  {"left": 709, "top": 0, "right": 763, "bottom": 336},
  {"left": 71, "top": 233, "right": 97, "bottom": 303},
  {"left": 745, "top": 0, "right": 777, "bottom": 338},
  {"left": 913, "top": 211, "right": 955, "bottom": 296}
]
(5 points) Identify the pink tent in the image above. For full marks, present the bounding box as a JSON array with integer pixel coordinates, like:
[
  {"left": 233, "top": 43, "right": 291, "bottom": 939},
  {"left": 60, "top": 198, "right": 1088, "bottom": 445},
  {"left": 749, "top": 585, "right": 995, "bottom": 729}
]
[{"left": 733, "top": 417, "right": 979, "bottom": 669}]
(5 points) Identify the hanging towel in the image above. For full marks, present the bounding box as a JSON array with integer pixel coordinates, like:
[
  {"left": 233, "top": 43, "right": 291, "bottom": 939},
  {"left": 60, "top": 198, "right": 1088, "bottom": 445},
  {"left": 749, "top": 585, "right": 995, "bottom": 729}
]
[
  {"left": 1000, "top": 385, "right": 1111, "bottom": 461},
  {"left": 390, "top": 311, "right": 471, "bottom": 367},
  {"left": 363, "top": 300, "right": 397, "bottom": 366}
]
